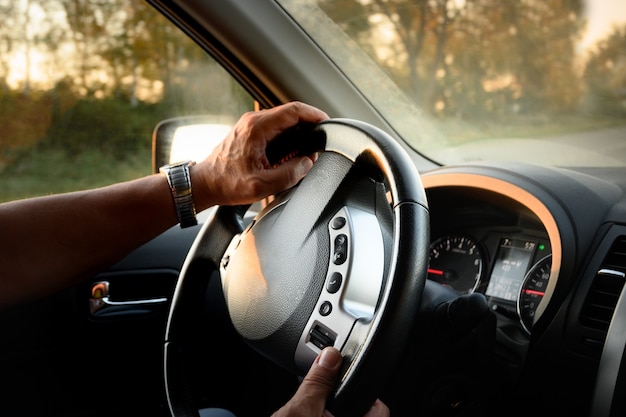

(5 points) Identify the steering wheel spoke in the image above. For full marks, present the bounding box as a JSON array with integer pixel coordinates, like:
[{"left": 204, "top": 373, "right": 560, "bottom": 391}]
[{"left": 294, "top": 205, "right": 386, "bottom": 372}]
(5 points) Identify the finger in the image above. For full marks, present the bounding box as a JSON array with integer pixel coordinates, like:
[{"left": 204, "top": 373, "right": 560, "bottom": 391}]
[
  {"left": 257, "top": 102, "right": 329, "bottom": 146},
  {"left": 266, "top": 101, "right": 330, "bottom": 131},
  {"left": 261, "top": 156, "right": 314, "bottom": 194},
  {"left": 272, "top": 347, "right": 342, "bottom": 417},
  {"left": 297, "top": 347, "right": 342, "bottom": 408},
  {"left": 363, "top": 399, "right": 390, "bottom": 417}
]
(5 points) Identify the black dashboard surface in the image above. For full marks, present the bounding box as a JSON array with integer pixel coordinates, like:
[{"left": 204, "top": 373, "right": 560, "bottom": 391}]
[{"left": 420, "top": 162, "right": 626, "bottom": 416}]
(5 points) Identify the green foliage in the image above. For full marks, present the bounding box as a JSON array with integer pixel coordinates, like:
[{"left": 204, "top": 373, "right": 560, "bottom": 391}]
[
  {"left": 0, "top": 147, "right": 151, "bottom": 203},
  {"left": 0, "top": 96, "right": 159, "bottom": 202},
  {"left": 584, "top": 24, "right": 626, "bottom": 116},
  {"left": 43, "top": 98, "right": 167, "bottom": 158},
  {"left": 0, "top": 0, "right": 253, "bottom": 203},
  {"left": 0, "top": 91, "right": 53, "bottom": 159}
]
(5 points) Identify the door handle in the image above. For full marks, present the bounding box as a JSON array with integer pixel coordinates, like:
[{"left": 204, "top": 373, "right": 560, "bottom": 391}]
[{"left": 90, "top": 280, "right": 168, "bottom": 317}]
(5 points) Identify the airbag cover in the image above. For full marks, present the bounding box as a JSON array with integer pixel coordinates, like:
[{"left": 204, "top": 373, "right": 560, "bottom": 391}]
[{"left": 222, "top": 202, "right": 321, "bottom": 341}]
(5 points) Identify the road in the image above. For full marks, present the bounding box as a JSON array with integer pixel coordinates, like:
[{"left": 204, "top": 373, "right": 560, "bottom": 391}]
[{"left": 431, "top": 126, "right": 626, "bottom": 167}]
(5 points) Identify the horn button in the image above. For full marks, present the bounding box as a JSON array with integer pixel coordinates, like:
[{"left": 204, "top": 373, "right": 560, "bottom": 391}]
[{"left": 220, "top": 203, "right": 385, "bottom": 373}]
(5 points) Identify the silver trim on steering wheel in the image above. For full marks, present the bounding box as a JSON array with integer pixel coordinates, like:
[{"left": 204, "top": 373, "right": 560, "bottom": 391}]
[{"left": 294, "top": 206, "right": 385, "bottom": 372}]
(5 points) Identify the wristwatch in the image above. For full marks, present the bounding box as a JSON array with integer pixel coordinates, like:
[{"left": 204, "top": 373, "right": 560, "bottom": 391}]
[{"left": 160, "top": 160, "right": 198, "bottom": 228}]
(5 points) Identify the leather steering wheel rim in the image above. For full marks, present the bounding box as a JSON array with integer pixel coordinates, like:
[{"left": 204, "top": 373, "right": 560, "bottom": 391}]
[{"left": 164, "top": 118, "right": 430, "bottom": 417}]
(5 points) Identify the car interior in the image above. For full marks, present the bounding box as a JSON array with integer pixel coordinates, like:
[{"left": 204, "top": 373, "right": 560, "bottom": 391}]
[{"left": 2, "top": 1, "right": 626, "bottom": 417}]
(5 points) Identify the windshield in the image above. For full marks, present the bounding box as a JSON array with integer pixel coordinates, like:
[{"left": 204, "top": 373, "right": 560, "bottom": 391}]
[{"left": 278, "top": 0, "right": 626, "bottom": 168}]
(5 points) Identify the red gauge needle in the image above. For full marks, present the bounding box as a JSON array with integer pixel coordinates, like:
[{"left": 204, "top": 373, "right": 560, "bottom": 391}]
[
  {"left": 428, "top": 268, "right": 444, "bottom": 276},
  {"left": 524, "top": 289, "right": 545, "bottom": 296}
]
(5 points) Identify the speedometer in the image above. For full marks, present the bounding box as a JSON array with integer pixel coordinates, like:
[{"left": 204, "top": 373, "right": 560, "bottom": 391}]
[
  {"left": 518, "top": 254, "right": 552, "bottom": 335},
  {"left": 428, "top": 234, "right": 484, "bottom": 294}
]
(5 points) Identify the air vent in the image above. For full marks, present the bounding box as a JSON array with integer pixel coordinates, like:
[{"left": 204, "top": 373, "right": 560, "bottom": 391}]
[
  {"left": 578, "top": 237, "right": 626, "bottom": 358},
  {"left": 580, "top": 270, "right": 625, "bottom": 331},
  {"left": 601, "top": 236, "right": 626, "bottom": 272}
]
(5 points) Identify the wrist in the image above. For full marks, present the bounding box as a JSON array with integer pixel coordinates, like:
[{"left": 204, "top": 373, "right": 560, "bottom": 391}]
[
  {"left": 188, "top": 161, "right": 217, "bottom": 211},
  {"left": 160, "top": 161, "right": 197, "bottom": 228}
]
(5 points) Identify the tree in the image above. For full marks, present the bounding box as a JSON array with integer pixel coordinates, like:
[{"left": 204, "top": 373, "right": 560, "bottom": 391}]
[
  {"left": 320, "top": 0, "right": 585, "bottom": 118},
  {"left": 0, "top": 0, "right": 18, "bottom": 92},
  {"left": 0, "top": 0, "right": 53, "bottom": 95},
  {"left": 584, "top": 24, "right": 626, "bottom": 116},
  {"left": 58, "top": 0, "right": 119, "bottom": 97}
]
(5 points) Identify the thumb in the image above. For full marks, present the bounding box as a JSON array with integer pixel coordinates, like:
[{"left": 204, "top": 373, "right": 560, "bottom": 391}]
[
  {"left": 272, "top": 347, "right": 342, "bottom": 417},
  {"left": 300, "top": 347, "right": 342, "bottom": 401}
]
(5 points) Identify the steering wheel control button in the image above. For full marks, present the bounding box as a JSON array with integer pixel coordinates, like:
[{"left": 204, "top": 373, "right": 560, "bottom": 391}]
[
  {"left": 327, "top": 272, "right": 343, "bottom": 293},
  {"left": 333, "top": 234, "right": 348, "bottom": 265},
  {"left": 319, "top": 301, "right": 333, "bottom": 316},
  {"left": 309, "top": 324, "right": 336, "bottom": 350},
  {"left": 221, "top": 255, "right": 230, "bottom": 270},
  {"left": 296, "top": 205, "right": 388, "bottom": 372},
  {"left": 331, "top": 216, "right": 346, "bottom": 230}
]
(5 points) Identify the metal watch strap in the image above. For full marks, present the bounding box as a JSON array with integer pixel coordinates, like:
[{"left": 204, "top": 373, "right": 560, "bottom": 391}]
[{"left": 161, "top": 161, "right": 197, "bottom": 228}]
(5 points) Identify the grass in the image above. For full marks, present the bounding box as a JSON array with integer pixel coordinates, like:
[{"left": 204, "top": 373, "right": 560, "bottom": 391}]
[
  {"left": 435, "top": 113, "right": 626, "bottom": 146},
  {"left": 0, "top": 148, "right": 152, "bottom": 203}
]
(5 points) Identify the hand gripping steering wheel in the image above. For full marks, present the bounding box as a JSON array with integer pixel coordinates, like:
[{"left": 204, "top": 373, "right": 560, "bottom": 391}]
[{"left": 164, "top": 118, "right": 430, "bottom": 417}]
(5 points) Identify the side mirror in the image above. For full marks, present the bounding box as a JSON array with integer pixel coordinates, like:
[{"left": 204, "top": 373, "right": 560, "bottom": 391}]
[{"left": 152, "top": 115, "right": 234, "bottom": 174}]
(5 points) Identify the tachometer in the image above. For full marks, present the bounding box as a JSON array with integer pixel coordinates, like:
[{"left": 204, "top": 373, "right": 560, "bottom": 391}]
[
  {"left": 428, "top": 235, "right": 484, "bottom": 294},
  {"left": 518, "top": 254, "right": 552, "bottom": 335}
]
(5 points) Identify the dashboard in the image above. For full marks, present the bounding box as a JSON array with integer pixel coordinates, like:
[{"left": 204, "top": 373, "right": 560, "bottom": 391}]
[{"left": 418, "top": 162, "right": 626, "bottom": 417}]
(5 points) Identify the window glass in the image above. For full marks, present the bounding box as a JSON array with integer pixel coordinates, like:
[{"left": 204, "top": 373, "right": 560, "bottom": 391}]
[
  {"left": 0, "top": 0, "right": 253, "bottom": 203},
  {"left": 280, "top": 0, "right": 626, "bottom": 167}
]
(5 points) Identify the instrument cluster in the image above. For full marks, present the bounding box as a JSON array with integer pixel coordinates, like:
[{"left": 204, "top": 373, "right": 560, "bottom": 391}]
[
  {"left": 428, "top": 231, "right": 551, "bottom": 335},
  {"left": 424, "top": 185, "right": 556, "bottom": 337}
]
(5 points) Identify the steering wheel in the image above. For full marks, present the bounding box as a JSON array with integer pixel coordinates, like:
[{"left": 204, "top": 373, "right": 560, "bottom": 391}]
[{"left": 164, "top": 118, "right": 430, "bottom": 417}]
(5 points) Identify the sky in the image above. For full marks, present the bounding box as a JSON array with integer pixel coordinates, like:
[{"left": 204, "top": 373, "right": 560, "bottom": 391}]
[{"left": 580, "top": 0, "right": 626, "bottom": 51}]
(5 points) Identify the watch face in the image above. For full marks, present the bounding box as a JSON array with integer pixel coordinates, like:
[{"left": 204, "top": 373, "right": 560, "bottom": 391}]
[{"left": 160, "top": 160, "right": 193, "bottom": 172}]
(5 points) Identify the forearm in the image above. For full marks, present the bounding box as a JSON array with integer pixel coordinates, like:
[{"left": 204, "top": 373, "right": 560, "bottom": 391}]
[
  {"left": 0, "top": 174, "right": 178, "bottom": 308},
  {"left": 0, "top": 102, "right": 328, "bottom": 309}
]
